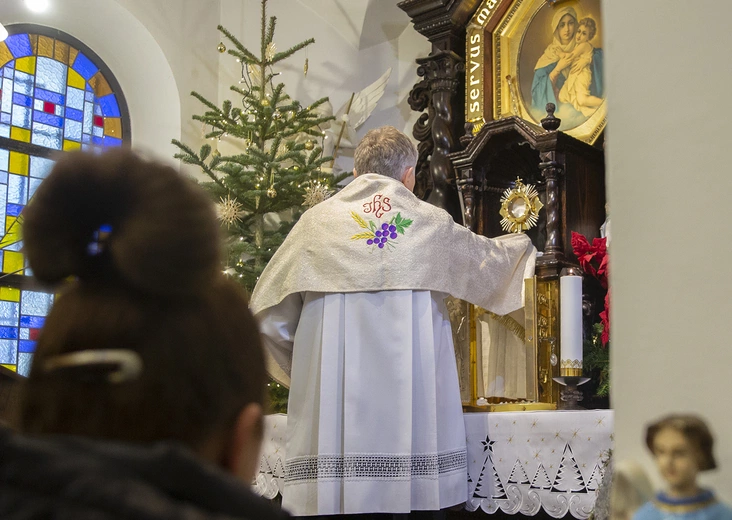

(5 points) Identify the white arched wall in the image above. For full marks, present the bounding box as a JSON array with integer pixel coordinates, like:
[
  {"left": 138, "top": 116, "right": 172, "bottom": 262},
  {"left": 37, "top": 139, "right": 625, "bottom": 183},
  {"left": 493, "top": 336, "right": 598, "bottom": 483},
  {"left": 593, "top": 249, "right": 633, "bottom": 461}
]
[{"left": 0, "top": 0, "right": 186, "bottom": 164}]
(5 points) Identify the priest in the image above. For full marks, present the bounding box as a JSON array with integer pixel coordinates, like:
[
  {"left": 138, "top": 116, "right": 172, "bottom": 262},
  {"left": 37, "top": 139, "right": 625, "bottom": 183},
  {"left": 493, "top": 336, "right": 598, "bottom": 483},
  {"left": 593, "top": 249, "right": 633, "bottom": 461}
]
[{"left": 250, "top": 126, "right": 536, "bottom": 518}]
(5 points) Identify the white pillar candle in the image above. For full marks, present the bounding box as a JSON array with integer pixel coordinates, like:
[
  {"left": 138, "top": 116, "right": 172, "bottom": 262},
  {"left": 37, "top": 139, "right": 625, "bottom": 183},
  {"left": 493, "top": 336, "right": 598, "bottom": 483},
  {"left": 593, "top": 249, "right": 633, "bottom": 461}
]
[{"left": 560, "top": 274, "right": 583, "bottom": 376}]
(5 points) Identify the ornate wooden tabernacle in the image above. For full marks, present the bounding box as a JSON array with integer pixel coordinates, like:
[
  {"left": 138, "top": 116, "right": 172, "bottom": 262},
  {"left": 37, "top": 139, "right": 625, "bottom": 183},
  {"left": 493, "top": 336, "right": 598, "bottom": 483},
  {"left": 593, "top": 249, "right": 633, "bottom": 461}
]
[{"left": 399, "top": 0, "right": 607, "bottom": 408}]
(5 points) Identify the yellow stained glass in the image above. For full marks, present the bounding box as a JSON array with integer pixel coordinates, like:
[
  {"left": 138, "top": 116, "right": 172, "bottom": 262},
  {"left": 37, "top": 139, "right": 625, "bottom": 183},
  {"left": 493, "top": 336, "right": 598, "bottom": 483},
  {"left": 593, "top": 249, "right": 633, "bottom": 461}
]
[
  {"left": 3, "top": 251, "right": 24, "bottom": 274},
  {"left": 29, "top": 34, "right": 38, "bottom": 56},
  {"left": 10, "top": 127, "right": 31, "bottom": 143},
  {"left": 37, "top": 35, "right": 54, "bottom": 58},
  {"left": 63, "top": 139, "right": 81, "bottom": 151},
  {"left": 8, "top": 152, "right": 29, "bottom": 176},
  {"left": 68, "top": 47, "right": 78, "bottom": 66},
  {"left": 89, "top": 71, "right": 112, "bottom": 98},
  {"left": 54, "top": 40, "right": 70, "bottom": 64},
  {"left": 0, "top": 216, "right": 22, "bottom": 249},
  {"left": 15, "top": 57, "right": 36, "bottom": 75},
  {"left": 67, "top": 68, "right": 85, "bottom": 90},
  {"left": 104, "top": 118, "right": 122, "bottom": 138},
  {"left": 0, "top": 287, "right": 21, "bottom": 302},
  {"left": 1, "top": 364, "right": 17, "bottom": 372},
  {"left": 0, "top": 42, "right": 12, "bottom": 69}
]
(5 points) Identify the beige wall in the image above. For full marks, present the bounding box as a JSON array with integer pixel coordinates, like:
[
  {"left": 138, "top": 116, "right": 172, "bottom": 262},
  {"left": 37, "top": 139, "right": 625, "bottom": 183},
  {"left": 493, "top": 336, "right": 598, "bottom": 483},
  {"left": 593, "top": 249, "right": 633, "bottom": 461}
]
[{"left": 603, "top": 0, "right": 732, "bottom": 500}]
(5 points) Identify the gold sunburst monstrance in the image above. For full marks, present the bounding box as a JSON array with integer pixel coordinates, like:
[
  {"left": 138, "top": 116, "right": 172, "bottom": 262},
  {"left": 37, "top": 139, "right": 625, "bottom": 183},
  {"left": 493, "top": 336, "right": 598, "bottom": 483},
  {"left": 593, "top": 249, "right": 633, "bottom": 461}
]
[{"left": 499, "top": 178, "right": 543, "bottom": 234}]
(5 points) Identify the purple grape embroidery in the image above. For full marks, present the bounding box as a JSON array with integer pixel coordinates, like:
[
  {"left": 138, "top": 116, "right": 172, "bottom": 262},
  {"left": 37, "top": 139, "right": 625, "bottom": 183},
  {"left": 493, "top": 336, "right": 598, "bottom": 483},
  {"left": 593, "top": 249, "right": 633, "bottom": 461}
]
[{"left": 350, "top": 210, "right": 413, "bottom": 251}]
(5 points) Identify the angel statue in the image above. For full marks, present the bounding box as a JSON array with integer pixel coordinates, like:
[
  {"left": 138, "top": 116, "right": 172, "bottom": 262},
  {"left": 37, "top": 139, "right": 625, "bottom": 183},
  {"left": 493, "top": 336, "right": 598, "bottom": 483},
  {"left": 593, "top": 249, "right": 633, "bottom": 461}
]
[
  {"left": 317, "top": 68, "right": 392, "bottom": 170},
  {"left": 633, "top": 414, "right": 732, "bottom": 520}
]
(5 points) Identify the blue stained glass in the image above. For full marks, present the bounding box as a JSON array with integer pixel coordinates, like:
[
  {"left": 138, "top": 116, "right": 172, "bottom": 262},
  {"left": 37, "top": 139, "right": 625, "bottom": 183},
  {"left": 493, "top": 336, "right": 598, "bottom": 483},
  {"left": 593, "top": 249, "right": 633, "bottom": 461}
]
[
  {"left": 0, "top": 149, "right": 8, "bottom": 171},
  {"left": 0, "top": 339, "right": 17, "bottom": 364},
  {"left": 8, "top": 175, "right": 27, "bottom": 205},
  {"left": 4, "top": 34, "right": 32, "bottom": 59},
  {"left": 1, "top": 79, "right": 12, "bottom": 112},
  {"left": 12, "top": 93, "right": 32, "bottom": 108},
  {"left": 2, "top": 66, "right": 14, "bottom": 79},
  {"left": 17, "top": 352, "right": 32, "bottom": 376},
  {"left": 19, "top": 328, "right": 28, "bottom": 340},
  {"left": 83, "top": 102, "right": 93, "bottom": 133},
  {"left": 66, "top": 86, "right": 84, "bottom": 110},
  {"left": 65, "top": 107, "right": 83, "bottom": 121},
  {"left": 35, "top": 57, "right": 67, "bottom": 95},
  {"left": 11, "top": 105, "right": 31, "bottom": 129},
  {"left": 33, "top": 110, "right": 63, "bottom": 128},
  {"left": 0, "top": 113, "right": 9, "bottom": 124},
  {"left": 35, "top": 88, "right": 65, "bottom": 106},
  {"left": 71, "top": 52, "right": 98, "bottom": 81},
  {"left": 29, "top": 156, "right": 54, "bottom": 179},
  {"left": 0, "top": 124, "right": 9, "bottom": 138},
  {"left": 0, "top": 326, "right": 17, "bottom": 339},
  {"left": 0, "top": 171, "right": 7, "bottom": 184},
  {"left": 18, "top": 340, "right": 35, "bottom": 353},
  {"left": 5, "top": 242, "right": 21, "bottom": 252},
  {"left": 92, "top": 135, "right": 103, "bottom": 145},
  {"left": 13, "top": 71, "right": 33, "bottom": 95},
  {"left": 93, "top": 104, "right": 102, "bottom": 116},
  {"left": 84, "top": 90, "right": 94, "bottom": 102},
  {"left": 0, "top": 302, "right": 19, "bottom": 327},
  {"left": 97, "top": 94, "right": 120, "bottom": 118},
  {"left": 82, "top": 143, "right": 93, "bottom": 151},
  {"left": 6, "top": 204, "right": 22, "bottom": 217},
  {"left": 19, "top": 315, "right": 45, "bottom": 328},
  {"left": 86, "top": 84, "right": 92, "bottom": 92},
  {"left": 20, "top": 292, "right": 53, "bottom": 316},
  {"left": 31, "top": 122, "right": 63, "bottom": 150},
  {"left": 92, "top": 125, "right": 103, "bottom": 138},
  {"left": 103, "top": 136, "right": 123, "bottom": 147},
  {"left": 82, "top": 133, "right": 91, "bottom": 143},
  {"left": 29, "top": 177, "right": 43, "bottom": 199}
]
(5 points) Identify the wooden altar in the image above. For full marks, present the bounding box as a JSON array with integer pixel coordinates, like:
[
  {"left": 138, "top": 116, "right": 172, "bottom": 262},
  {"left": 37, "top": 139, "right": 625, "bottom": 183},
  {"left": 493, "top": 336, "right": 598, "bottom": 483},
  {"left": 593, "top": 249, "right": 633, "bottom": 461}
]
[{"left": 398, "top": 0, "right": 607, "bottom": 408}]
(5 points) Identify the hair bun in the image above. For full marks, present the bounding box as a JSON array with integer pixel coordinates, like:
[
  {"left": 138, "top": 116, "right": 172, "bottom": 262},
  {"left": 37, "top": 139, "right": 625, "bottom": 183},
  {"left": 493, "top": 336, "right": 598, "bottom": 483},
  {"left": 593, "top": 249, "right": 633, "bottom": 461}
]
[{"left": 23, "top": 150, "right": 221, "bottom": 296}]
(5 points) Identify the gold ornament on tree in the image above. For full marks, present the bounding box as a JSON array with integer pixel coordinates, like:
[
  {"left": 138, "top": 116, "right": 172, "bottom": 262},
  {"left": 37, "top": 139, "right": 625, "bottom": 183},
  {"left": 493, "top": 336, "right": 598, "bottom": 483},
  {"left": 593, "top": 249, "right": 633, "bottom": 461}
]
[
  {"left": 304, "top": 57, "right": 308, "bottom": 76},
  {"left": 217, "top": 42, "right": 226, "bottom": 53},
  {"left": 262, "top": 98, "right": 270, "bottom": 107},
  {"left": 304, "top": 140, "right": 314, "bottom": 150},
  {"left": 267, "top": 186, "right": 277, "bottom": 198},
  {"left": 498, "top": 178, "right": 543, "bottom": 233},
  {"left": 302, "top": 180, "right": 332, "bottom": 208},
  {"left": 216, "top": 194, "right": 245, "bottom": 228}
]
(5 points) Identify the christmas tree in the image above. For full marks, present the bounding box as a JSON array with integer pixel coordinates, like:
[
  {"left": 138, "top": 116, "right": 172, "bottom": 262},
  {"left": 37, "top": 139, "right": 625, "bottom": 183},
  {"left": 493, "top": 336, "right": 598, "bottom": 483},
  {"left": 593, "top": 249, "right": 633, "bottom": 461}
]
[
  {"left": 173, "top": 0, "right": 344, "bottom": 292},
  {"left": 173, "top": 0, "right": 346, "bottom": 413}
]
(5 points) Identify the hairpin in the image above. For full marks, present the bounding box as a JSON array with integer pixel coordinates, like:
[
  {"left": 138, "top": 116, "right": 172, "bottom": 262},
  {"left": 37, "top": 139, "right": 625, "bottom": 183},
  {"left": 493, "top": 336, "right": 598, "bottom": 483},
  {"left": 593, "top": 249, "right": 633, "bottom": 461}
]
[{"left": 43, "top": 349, "right": 143, "bottom": 384}]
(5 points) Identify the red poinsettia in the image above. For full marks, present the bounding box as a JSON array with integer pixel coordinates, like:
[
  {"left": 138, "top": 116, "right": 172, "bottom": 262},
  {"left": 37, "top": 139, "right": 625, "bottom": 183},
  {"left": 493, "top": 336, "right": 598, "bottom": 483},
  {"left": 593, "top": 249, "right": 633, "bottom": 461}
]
[{"left": 571, "top": 231, "right": 610, "bottom": 346}]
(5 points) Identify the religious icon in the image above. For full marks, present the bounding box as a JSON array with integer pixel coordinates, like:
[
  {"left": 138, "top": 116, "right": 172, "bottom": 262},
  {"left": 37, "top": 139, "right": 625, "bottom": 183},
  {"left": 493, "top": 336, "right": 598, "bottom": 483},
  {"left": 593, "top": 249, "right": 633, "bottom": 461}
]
[
  {"left": 518, "top": 0, "right": 604, "bottom": 132},
  {"left": 633, "top": 414, "right": 732, "bottom": 520}
]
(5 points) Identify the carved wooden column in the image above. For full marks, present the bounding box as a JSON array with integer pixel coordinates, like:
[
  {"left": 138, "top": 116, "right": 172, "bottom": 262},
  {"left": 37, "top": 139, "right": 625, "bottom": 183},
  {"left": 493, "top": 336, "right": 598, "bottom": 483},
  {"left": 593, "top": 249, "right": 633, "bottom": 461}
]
[
  {"left": 399, "top": 0, "right": 480, "bottom": 221},
  {"left": 416, "top": 51, "right": 464, "bottom": 219}
]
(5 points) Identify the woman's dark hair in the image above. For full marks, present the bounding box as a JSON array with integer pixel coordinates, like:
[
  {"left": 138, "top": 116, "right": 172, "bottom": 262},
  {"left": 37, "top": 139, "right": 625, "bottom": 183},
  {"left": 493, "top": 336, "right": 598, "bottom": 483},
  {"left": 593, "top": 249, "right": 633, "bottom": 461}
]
[
  {"left": 645, "top": 414, "right": 717, "bottom": 471},
  {"left": 19, "top": 150, "right": 266, "bottom": 452}
]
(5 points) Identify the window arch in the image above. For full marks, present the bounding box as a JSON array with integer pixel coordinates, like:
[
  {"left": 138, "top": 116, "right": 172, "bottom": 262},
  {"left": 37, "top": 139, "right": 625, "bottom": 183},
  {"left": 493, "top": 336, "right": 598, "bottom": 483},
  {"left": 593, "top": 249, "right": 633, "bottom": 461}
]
[{"left": 0, "top": 24, "right": 130, "bottom": 376}]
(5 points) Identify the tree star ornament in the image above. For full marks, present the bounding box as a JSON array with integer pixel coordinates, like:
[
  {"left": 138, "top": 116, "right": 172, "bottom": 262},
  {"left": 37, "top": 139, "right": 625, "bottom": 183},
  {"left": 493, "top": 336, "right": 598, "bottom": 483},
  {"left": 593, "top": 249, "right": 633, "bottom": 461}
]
[
  {"left": 499, "top": 178, "right": 543, "bottom": 233},
  {"left": 216, "top": 194, "right": 245, "bottom": 228},
  {"left": 302, "top": 181, "right": 332, "bottom": 208}
]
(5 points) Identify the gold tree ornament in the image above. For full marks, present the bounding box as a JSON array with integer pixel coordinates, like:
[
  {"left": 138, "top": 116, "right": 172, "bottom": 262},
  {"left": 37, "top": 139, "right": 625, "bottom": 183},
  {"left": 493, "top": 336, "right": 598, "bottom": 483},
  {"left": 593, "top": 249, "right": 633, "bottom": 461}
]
[
  {"left": 216, "top": 194, "right": 245, "bottom": 228},
  {"left": 304, "top": 57, "right": 309, "bottom": 75},
  {"left": 217, "top": 42, "right": 226, "bottom": 53},
  {"left": 499, "top": 178, "right": 543, "bottom": 233},
  {"left": 267, "top": 186, "right": 277, "bottom": 198},
  {"left": 302, "top": 181, "right": 332, "bottom": 208},
  {"left": 304, "top": 140, "right": 314, "bottom": 150}
]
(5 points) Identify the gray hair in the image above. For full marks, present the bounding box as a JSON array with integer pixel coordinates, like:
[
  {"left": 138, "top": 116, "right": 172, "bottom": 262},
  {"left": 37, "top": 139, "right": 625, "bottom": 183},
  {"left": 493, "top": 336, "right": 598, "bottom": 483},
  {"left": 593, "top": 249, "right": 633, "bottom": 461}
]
[{"left": 353, "top": 126, "right": 417, "bottom": 181}]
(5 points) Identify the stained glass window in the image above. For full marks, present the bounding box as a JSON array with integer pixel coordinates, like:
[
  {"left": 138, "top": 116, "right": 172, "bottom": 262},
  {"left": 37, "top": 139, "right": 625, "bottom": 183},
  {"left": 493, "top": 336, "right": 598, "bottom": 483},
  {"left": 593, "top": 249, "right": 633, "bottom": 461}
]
[{"left": 0, "top": 25, "right": 130, "bottom": 375}]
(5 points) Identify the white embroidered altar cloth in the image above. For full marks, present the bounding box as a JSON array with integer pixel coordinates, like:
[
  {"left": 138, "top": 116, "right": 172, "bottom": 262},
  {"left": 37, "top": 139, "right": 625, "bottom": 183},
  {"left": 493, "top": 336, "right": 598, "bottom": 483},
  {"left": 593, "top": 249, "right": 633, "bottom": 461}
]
[{"left": 256, "top": 410, "right": 613, "bottom": 519}]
